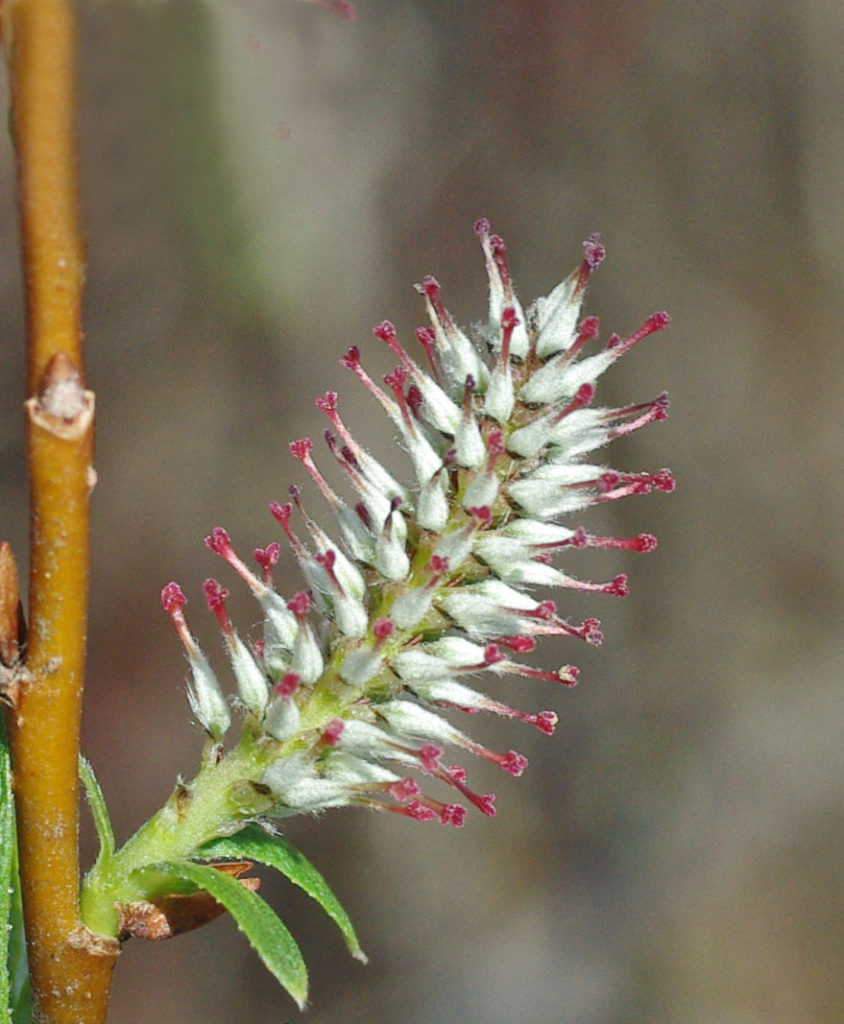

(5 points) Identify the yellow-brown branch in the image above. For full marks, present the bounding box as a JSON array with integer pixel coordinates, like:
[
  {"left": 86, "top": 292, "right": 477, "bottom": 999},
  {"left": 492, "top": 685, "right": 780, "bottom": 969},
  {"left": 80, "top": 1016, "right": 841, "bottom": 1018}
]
[{"left": 3, "top": 0, "right": 119, "bottom": 1020}]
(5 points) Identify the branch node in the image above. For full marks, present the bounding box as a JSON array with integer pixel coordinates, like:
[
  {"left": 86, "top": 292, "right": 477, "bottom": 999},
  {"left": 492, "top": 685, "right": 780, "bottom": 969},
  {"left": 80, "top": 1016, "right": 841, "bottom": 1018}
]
[{"left": 38, "top": 351, "right": 86, "bottom": 418}]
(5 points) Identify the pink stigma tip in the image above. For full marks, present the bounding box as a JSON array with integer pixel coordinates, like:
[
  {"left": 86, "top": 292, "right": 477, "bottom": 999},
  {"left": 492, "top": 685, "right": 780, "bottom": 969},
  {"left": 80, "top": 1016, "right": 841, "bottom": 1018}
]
[
  {"left": 340, "top": 346, "right": 360, "bottom": 369},
  {"left": 467, "top": 505, "right": 492, "bottom": 523},
  {"left": 323, "top": 718, "right": 344, "bottom": 745},
  {"left": 384, "top": 366, "right": 409, "bottom": 390},
  {"left": 317, "top": 549, "right": 336, "bottom": 571},
  {"left": 487, "top": 429, "right": 505, "bottom": 455},
  {"left": 651, "top": 310, "right": 671, "bottom": 330},
  {"left": 373, "top": 617, "right": 394, "bottom": 641},
  {"left": 406, "top": 801, "right": 438, "bottom": 822},
  {"left": 636, "top": 533, "right": 658, "bottom": 552},
  {"left": 373, "top": 320, "right": 397, "bottom": 343},
  {"left": 289, "top": 437, "right": 313, "bottom": 461},
  {"left": 254, "top": 543, "right": 281, "bottom": 570},
  {"left": 287, "top": 592, "right": 311, "bottom": 617},
  {"left": 275, "top": 672, "right": 300, "bottom": 698},
  {"left": 441, "top": 804, "right": 467, "bottom": 827},
  {"left": 269, "top": 501, "right": 292, "bottom": 528},
  {"left": 583, "top": 233, "right": 605, "bottom": 269},
  {"left": 654, "top": 469, "right": 676, "bottom": 492},
  {"left": 534, "top": 711, "right": 558, "bottom": 736},
  {"left": 161, "top": 582, "right": 186, "bottom": 612},
  {"left": 204, "top": 526, "right": 230, "bottom": 554},
  {"left": 202, "top": 578, "right": 229, "bottom": 612},
  {"left": 583, "top": 619, "right": 603, "bottom": 646},
  {"left": 473, "top": 218, "right": 490, "bottom": 236},
  {"left": 501, "top": 751, "right": 528, "bottom": 776},
  {"left": 609, "top": 573, "right": 629, "bottom": 597},
  {"left": 575, "top": 383, "right": 596, "bottom": 406},
  {"left": 389, "top": 778, "right": 420, "bottom": 802},
  {"left": 560, "top": 665, "right": 580, "bottom": 686},
  {"left": 421, "top": 275, "right": 440, "bottom": 299},
  {"left": 501, "top": 306, "right": 519, "bottom": 331},
  {"left": 429, "top": 555, "right": 449, "bottom": 575},
  {"left": 315, "top": 391, "right": 337, "bottom": 413},
  {"left": 483, "top": 644, "right": 505, "bottom": 666},
  {"left": 419, "top": 744, "right": 442, "bottom": 772},
  {"left": 477, "top": 794, "right": 497, "bottom": 817}
]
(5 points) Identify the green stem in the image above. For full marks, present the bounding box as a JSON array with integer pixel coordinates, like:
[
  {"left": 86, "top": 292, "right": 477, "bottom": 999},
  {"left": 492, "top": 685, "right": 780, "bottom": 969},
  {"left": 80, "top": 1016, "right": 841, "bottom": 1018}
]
[{"left": 80, "top": 736, "right": 273, "bottom": 935}]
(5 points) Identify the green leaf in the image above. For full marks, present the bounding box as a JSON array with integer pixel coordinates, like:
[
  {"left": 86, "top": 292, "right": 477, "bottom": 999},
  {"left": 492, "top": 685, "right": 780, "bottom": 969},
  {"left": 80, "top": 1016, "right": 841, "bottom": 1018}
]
[
  {"left": 0, "top": 716, "right": 30, "bottom": 1024},
  {"left": 200, "top": 824, "right": 367, "bottom": 963},
  {"left": 79, "top": 756, "right": 115, "bottom": 866},
  {"left": 7, "top": 846, "right": 31, "bottom": 1024},
  {"left": 149, "top": 859, "right": 308, "bottom": 1009},
  {"left": 0, "top": 718, "right": 14, "bottom": 1024}
]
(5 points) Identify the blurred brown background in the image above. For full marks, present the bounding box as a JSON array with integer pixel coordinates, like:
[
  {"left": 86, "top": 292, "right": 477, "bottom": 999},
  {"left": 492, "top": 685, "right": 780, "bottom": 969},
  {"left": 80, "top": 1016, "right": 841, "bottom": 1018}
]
[{"left": 2, "top": 1, "right": 842, "bottom": 1022}]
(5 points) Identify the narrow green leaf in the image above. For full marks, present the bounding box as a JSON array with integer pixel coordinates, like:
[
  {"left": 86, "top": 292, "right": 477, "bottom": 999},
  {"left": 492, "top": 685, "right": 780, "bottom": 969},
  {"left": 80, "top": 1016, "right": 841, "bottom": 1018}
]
[
  {"left": 79, "top": 756, "right": 115, "bottom": 864},
  {"left": 149, "top": 859, "right": 308, "bottom": 1009},
  {"left": 1, "top": 716, "right": 30, "bottom": 1024},
  {"left": 0, "top": 717, "right": 14, "bottom": 1024},
  {"left": 7, "top": 843, "right": 31, "bottom": 1024},
  {"left": 200, "top": 824, "right": 367, "bottom": 962}
]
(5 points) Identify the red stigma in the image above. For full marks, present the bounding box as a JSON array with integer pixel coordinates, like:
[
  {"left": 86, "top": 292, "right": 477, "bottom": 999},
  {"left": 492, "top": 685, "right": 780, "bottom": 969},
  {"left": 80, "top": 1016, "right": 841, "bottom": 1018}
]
[
  {"left": 440, "top": 804, "right": 467, "bottom": 827},
  {"left": 421, "top": 275, "right": 440, "bottom": 301},
  {"left": 582, "top": 233, "right": 605, "bottom": 269},
  {"left": 373, "top": 320, "right": 397, "bottom": 344},
  {"left": 315, "top": 391, "right": 337, "bottom": 413},
  {"left": 317, "top": 548, "right": 336, "bottom": 571},
  {"left": 275, "top": 672, "right": 300, "bottom": 698},
  {"left": 269, "top": 501, "right": 292, "bottom": 529},
  {"left": 339, "top": 346, "right": 360, "bottom": 370},
  {"left": 418, "top": 744, "right": 442, "bottom": 772},
  {"left": 389, "top": 778, "right": 420, "bottom": 802},
  {"left": 533, "top": 711, "right": 557, "bottom": 736},
  {"left": 414, "top": 327, "right": 438, "bottom": 376},
  {"left": 289, "top": 437, "right": 313, "bottom": 461},
  {"left": 467, "top": 505, "right": 492, "bottom": 524},
  {"left": 373, "top": 617, "right": 394, "bottom": 642},
  {"left": 161, "top": 582, "right": 186, "bottom": 613},
  {"left": 483, "top": 644, "right": 505, "bottom": 666},
  {"left": 560, "top": 665, "right": 580, "bottom": 686},
  {"left": 202, "top": 578, "right": 229, "bottom": 613},
  {"left": 287, "top": 592, "right": 311, "bottom": 617},
  {"left": 501, "top": 751, "right": 528, "bottom": 777},
  {"left": 477, "top": 794, "right": 496, "bottom": 816},
  {"left": 487, "top": 429, "right": 505, "bottom": 455},
  {"left": 323, "top": 718, "right": 344, "bottom": 745},
  {"left": 254, "top": 543, "right": 280, "bottom": 571},
  {"left": 204, "top": 526, "right": 230, "bottom": 554},
  {"left": 405, "top": 801, "right": 438, "bottom": 822},
  {"left": 407, "top": 384, "right": 423, "bottom": 418},
  {"left": 654, "top": 469, "right": 676, "bottom": 492},
  {"left": 576, "top": 383, "right": 595, "bottom": 405},
  {"left": 608, "top": 573, "right": 629, "bottom": 597}
]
